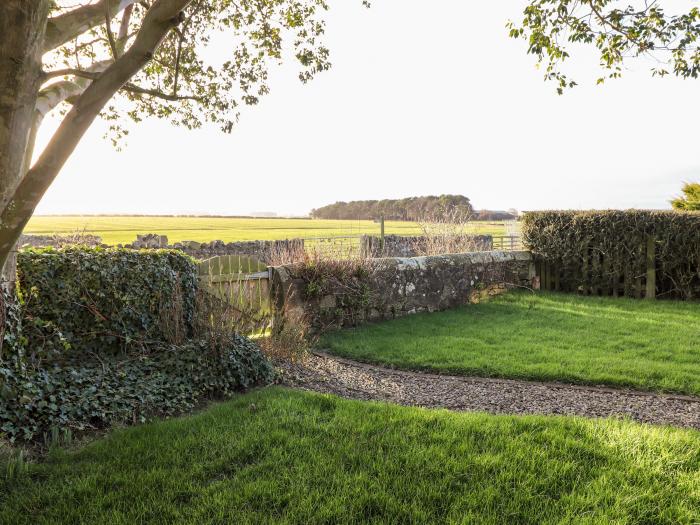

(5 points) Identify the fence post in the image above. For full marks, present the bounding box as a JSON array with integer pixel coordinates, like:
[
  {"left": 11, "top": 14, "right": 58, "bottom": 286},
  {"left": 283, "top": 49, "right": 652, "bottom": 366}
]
[
  {"left": 601, "top": 254, "right": 610, "bottom": 296},
  {"left": 646, "top": 236, "right": 656, "bottom": 300},
  {"left": 379, "top": 215, "right": 385, "bottom": 253}
]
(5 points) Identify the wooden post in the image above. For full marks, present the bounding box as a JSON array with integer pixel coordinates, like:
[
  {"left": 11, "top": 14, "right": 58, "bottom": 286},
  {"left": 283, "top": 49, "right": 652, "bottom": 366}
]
[
  {"left": 602, "top": 255, "right": 610, "bottom": 296},
  {"left": 379, "top": 215, "right": 385, "bottom": 254},
  {"left": 635, "top": 242, "right": 643, "bottom": 299},
  {"left": 646, "top": 236, "right": 656, "bottom": 300},
  {"left": 541, "top": 261, "right": 547, "bottom": 290},
  {"left": 591, "top": 250, "right": 600, "bottom": 296}
]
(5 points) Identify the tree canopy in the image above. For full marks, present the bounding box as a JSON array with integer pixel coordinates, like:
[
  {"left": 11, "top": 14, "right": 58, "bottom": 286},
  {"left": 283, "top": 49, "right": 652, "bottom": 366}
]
[
  {"left": 0, "top": 0, "right": 337, "bottom": 271},
  {"left": 671, "top": 182, "right": 700, "bottom": 211},
  {"left": 509, "top": 0, "right": 700, "bottom": 93},
  {"left": 311, "top": 195, "right": 475, "bottom": 222}
]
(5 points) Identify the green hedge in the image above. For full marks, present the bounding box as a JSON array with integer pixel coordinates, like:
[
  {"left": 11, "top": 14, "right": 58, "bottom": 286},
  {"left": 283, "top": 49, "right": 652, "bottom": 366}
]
[
  {"left": 17, "top": 247, "right": 198, "bottom": 354},
  {"left": 522, "top": 210, "right": 700, "bottom": 299},
  {"left": 0, "top": 334, "right": 274, "bottom": 443},
  {"left": 1, "top": 287, "right": 22, "bottom": 360},
  {"left": 0, "top": 248, "right": 274, "bottom": 443}
]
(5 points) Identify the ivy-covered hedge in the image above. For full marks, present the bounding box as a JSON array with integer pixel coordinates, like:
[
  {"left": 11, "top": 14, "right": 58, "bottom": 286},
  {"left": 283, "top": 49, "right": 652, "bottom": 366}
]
[
  {"left": 17, "top": 247, "right": 198, "bottom": 354},
  {"left": 522, "top": 210, "right": 700, "bottom": 299},
  {"left": 0, "top": 334, "right": 273, "bottom": 443},
  {"left": 1, "top": 286, "right": 22, "bottom": 360},
  {"left": 0, "top": 248, "right": 274, "bottom": 444}
]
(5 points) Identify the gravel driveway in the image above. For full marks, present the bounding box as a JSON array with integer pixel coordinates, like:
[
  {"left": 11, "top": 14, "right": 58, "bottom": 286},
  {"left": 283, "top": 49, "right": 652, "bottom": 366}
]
[{"left": 277, "top": 351, "right": 700, "bottom": 429}]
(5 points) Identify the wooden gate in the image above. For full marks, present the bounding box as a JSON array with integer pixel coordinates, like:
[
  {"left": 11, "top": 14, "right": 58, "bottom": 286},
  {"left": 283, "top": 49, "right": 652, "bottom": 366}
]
[{"left": 197, "top": 255, "right": 271, "bottom": 330}]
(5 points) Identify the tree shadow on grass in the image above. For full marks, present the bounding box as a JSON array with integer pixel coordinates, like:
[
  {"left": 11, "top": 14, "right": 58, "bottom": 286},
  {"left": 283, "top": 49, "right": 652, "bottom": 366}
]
[{"left": 1, "top": 388, "right": 699, "bottom": 524}]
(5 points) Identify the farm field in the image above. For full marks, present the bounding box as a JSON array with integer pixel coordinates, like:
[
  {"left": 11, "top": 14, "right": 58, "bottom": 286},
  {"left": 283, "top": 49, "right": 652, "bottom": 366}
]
[
  {"left": 23, "top": 216, "right": 509, "bottom": 245},
  {"left": 2, "top": 387, "right": 699, "bottom": 524},
  {"left": 321, "top": 291, "right": 700, "bottom": 396}
]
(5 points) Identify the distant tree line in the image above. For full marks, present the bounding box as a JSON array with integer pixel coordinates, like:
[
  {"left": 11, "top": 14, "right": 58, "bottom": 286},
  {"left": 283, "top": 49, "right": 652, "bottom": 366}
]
[
  {"left": 311, "top": 195, "right": 517, "bottom": 222},
  {"left": 311, "top": 195, "right": 474, "bottom": 221},
  {"left": 472, "top": 210, "right": 518, "bottom": 221}
]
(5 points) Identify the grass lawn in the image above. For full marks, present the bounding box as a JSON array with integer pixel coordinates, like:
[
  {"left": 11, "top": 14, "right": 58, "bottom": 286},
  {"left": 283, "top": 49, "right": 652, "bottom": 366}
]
[
  {"left": 321, "top": 291, "right": 700, "bottom": 396},
  {"left": 1, "top": 387, "right": 699, "bottom": 524},
  {"left": 23, "top": 216, "right": 508, "bottom": 245}
]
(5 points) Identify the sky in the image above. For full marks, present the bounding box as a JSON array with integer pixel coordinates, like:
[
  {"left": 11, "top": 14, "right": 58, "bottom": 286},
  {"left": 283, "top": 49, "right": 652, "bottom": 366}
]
[{"left": 34, "top": 0, "right": 700, "bottom": 216}]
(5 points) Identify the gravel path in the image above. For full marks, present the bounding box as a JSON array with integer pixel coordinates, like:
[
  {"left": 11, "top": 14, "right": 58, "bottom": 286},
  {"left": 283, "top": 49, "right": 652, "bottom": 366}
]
[{"left": 278, "top": 351, "right": 700, "bottom": 429}]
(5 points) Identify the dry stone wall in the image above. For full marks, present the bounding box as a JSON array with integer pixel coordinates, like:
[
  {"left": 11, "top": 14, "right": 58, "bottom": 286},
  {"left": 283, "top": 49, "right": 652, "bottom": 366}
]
[
  {"left": 125, "top": 234, "right": 305, "bottom": 262},
  {"left": 18, "top": 234, "right": 104, "bottom": 248},
  {"left": 271, "top": 250, "right": 535, "bottom": 332},
  {"left": 18, "top": 233, "right": 304, "bottom": 263}
]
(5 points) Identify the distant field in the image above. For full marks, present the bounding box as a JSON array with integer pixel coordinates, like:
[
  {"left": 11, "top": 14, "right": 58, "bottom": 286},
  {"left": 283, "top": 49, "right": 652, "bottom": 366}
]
[{"left": 23, "top": 216, "right": 508, "bottom": 245}]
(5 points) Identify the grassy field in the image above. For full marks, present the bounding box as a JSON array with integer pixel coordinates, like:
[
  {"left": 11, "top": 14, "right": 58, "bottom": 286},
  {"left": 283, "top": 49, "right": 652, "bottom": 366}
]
[
  {"left": 321, "top": 291, "right": 700, "bottom": 396},
  {"left": 1, "top": 387, "right": 698, "bottom": 524},
  {"left": 23, "top": 216, "right": 509, "bottom": 245}
]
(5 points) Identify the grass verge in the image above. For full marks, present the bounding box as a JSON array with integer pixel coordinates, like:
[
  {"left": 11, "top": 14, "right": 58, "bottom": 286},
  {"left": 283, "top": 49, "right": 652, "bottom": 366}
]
[
  {"left": 1, "top": 387, "right": 699, "bottom": 524},
  {"left": 320, "top": 291, "right": 700, "bottom": 395}
]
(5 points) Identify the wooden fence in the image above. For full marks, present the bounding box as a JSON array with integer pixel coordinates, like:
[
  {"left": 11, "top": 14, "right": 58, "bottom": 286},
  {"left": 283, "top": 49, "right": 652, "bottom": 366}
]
[
  {"left": 198, "top": 255, "right": 271, "bottom": 328},
  {"left": 491, "top": 235, "right": 522, "bottom": 251},
  {"left": 536, "top": 237, "right": 657, "bottom": 299}
]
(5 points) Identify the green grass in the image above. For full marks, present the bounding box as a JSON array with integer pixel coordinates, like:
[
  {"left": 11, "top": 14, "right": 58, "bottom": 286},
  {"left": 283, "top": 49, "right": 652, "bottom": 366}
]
[
  {"left": 1, "top": 388, "right": 699, "bottom": 524},
  {"left": 23, "top": 216, "right": 508, "bottom": 245},
  {"left": 321, "top": 291, "right": 700, "bottom": 396}
]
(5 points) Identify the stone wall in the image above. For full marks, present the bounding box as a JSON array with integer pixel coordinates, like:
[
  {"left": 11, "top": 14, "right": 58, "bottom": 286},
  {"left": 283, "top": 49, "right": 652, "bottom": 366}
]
[
  {"left": 18, "top": 234, "right": 104, "bottom": 248},
  {"left": 360, "top": 234, "right": 493, "bottom": 258},
  {"left": 18, "top": 233, "right": 305, "bottom": 263},
  {"left": 125, "top": 234, "right": 305, "bottom": 262},
  {"left": 271, "top": 250, "right": 535, "bottom": 332}
]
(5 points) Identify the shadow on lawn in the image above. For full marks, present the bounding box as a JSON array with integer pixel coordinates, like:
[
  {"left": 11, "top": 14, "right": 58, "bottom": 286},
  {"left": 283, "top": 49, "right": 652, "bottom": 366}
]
[{"left": 1, "top": 388, "right": 698, "bottom": 524}]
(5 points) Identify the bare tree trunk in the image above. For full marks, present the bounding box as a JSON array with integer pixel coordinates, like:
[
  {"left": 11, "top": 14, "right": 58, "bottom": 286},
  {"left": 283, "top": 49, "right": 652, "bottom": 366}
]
[
  {"left": 0, "top": 1, "right": 49, "bottom": 277},
  {"left": 0, "top": 242, "right": 18, "bottom": 296}
]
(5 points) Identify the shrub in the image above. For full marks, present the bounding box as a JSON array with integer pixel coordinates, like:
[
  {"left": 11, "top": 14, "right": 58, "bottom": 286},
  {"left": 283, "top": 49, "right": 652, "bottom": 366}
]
[
  {"left": 522, "top": 210, "right": 700, "bottom": 299},
  {"left": 671, "top": 182, "right": 700, "bottom": 211},
  {"left": 1, "top": 287, "right": 23, "bottom": 361},
  {"left": 0, "top": 248, "right": 274, "bottom": 444},
  {"left": 412, "top": 210, "right": 492, "bottom": 256},
  {"left": 17, "top": 247, "right": 198, "bottom": 354},
  {"left": 0, "top": 334, "right": 273, "bottom": 443},
  {"left": 275, "top": 253, "right": 379, "bottom": 331}
]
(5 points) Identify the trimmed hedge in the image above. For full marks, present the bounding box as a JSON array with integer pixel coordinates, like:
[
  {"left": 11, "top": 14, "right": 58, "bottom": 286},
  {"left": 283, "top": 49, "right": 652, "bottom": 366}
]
[
  {"left": 17, "top": 247, "right": 198, "bottom": 354},
  {"left": 522, "top": 210, "right": 700, "bottom": 299}
]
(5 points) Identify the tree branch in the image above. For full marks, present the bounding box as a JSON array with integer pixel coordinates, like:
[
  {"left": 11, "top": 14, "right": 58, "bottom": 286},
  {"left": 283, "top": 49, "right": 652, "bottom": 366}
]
[
  {"left": 105, "top": 0, "right": 120, "bottom": 59},
  {"left": 121, "top": 83, "right": 201, "bottom": 101},
  {"left": 41, "top": 68, "right": 200, "bottom": 102},
  {"left": 117, "top": 4, "right": 135, "bottom": 52},
  {"left": 42, "top": 68, "right": 101, "bottom": 81},
  {"left": 44, "top": 0, "right": 139, "bottom": 53}
]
